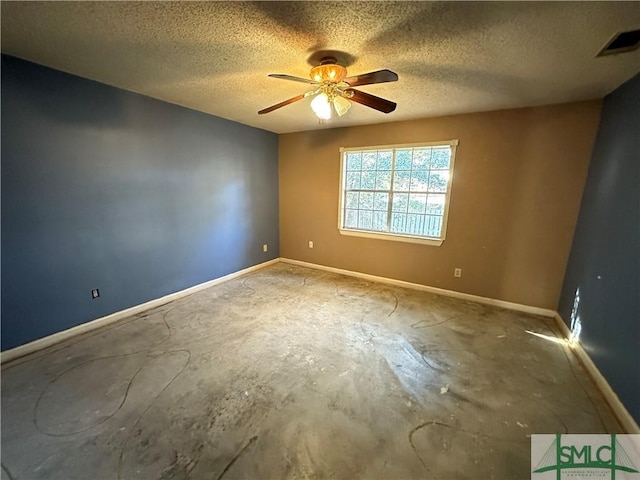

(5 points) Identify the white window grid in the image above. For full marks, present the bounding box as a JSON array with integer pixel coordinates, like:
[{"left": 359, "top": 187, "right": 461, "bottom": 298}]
[{"left": 338, "top": 140, "right": 458, "bottom": 245}]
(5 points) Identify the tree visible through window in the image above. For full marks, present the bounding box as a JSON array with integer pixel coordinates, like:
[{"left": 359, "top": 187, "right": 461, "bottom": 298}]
[{"left": 339, "top": 140, "right": 458, "bottom": 245}]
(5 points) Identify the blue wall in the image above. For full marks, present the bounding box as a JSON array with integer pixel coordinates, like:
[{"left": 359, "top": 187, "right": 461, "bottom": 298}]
[
  {"left": 558, "top": 74, "right": 640, "bottom": 425},
  {"left": 1, "top": 55, "right": 279, "bottom": 350}
]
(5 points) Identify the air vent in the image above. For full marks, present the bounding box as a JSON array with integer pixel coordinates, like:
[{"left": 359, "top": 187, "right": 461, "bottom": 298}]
[{"left": 597, "top": 29, "right": 640, "bottom": 56}]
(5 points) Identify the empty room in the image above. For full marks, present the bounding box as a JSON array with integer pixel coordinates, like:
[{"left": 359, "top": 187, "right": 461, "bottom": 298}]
[{"left": 1, "top": 2, "right": 639, "bottom": 479}]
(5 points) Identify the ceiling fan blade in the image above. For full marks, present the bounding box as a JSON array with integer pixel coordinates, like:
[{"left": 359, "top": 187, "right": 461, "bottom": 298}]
[
  {"left": 343, "top": 69, "right": 398, "bottom": 87},
  {"left": 347, "top": 89, "right": 397, "bottom": 113},
  {"left": 258, "top": 94, "right": 306, "bottom": 114},
  {"left": 268, "top": 74, "right": 316, "bottom": 84}
]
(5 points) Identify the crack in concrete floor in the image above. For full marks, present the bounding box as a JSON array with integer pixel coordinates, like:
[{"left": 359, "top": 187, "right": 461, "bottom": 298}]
[{"left": 1, "top": 263, "right": 621, "bottom": 479}]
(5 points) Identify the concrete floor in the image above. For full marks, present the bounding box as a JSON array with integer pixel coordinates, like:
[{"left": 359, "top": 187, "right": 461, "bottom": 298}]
[{"left": 1, "top": 263, "right": 621, "bottom": 480}]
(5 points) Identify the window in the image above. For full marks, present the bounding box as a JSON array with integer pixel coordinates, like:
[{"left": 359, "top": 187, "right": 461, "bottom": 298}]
[{"left": 338, "top": 140, "right": 458, "bottom": 246}]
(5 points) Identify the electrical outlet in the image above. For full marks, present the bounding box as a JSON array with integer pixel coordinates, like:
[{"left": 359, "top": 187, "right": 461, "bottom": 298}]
[
  {"left": 263, "top": 244, "right": 268, "bottom": 252},
  {"left": 454, "top": 268, "right": 462, "bottom": 278},
  {"left": 91, "top": 289, "right": 100, "bottom": 299},
  {"left": 308, "top": 241, "right": 314, "bottom": 249}
]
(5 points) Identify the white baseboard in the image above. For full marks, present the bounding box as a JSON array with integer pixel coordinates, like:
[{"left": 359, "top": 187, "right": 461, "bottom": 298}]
[
  {"left": 552, "top": 313, "right": 640, "bottom": 434},
  {"left": 1, "top": 258, "right": 280, "bottom": 365},
  {"left": 280, "top": 257, "right": 557, "bottom": 318}
]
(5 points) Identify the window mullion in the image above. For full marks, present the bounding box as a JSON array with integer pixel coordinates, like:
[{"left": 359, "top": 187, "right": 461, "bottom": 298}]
[{"left": 387, "top": 149, "right": 397, "bottom": 232}]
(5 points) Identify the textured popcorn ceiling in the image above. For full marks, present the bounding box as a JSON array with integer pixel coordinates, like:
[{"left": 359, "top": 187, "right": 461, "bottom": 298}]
[{"left": 2, "top": 1, "right": 639, "bottom": 134}]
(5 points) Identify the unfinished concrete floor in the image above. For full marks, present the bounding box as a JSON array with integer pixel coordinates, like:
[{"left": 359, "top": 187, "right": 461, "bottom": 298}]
[{"left": 1, "top": 263, "right": 621, "bottom": 480}]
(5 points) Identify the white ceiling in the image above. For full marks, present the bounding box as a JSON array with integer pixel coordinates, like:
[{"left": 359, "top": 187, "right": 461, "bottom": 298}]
[{"left": 2, "top": 1, "right": 639, "bottom": 134}]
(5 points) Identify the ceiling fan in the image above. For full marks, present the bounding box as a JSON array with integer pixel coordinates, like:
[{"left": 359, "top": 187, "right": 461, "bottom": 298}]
[{"left": 258, "top": 56, "right": 398, "bottom": 120}]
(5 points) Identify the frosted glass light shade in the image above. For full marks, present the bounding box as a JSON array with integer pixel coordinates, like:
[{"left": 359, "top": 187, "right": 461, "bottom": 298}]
[
  {"left": 333, "top": 96, "right": 351, "bottom": 117},
  {"left": 311, "top": 93, "right": 332, "bottom": 120}
]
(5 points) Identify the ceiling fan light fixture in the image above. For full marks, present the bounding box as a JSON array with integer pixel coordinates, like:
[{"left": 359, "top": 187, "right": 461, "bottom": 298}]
[
  {"left": 310, "top": 63, "right": 347, "bottom": 83},
  {"left": 260, "top": 58, "right": 398, "bottom": 118},
  {"left": 310, "top": 92, "right": 332, "bottom": 120}
]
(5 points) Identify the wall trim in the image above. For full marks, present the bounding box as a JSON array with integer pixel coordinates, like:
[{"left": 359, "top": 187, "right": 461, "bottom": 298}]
[
  {"left": 280, "top": 257, "right": 556, "bottom": 317},
  {"left": 1, "top": 258, "right": 279, "bottom": 365},
  {"left": 552, "top": 313, "right": 640, "bottom": 434}
]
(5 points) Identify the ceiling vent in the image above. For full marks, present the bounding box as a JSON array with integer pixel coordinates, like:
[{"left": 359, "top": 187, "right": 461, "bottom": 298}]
[{"left": 597, "top": 29, "right": 640, "bottom": 56}]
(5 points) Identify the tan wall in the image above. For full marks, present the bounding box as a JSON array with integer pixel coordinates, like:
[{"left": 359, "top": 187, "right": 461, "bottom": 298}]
[{"left": 278, "top": 101, "right": 602, "bottom": 309}]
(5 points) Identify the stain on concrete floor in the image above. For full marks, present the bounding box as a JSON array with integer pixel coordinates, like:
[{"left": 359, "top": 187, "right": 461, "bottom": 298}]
[{"left": 1, "top": 263, "right": 621, "bottom": 479}]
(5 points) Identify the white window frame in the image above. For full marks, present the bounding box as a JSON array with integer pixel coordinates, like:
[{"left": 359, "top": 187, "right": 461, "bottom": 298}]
[{"left": 338, "top": 140, "right": 458, "bottom": 246}]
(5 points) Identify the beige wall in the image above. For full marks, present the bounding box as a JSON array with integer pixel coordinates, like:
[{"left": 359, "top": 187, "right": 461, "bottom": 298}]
[{"left": 279, "top": 101, "right": 602, "bottom": 309}]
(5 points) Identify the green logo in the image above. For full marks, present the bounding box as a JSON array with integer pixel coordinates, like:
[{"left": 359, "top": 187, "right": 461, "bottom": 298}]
[{"left": 532, "top": 434, "right": 639, "bottom": 480}]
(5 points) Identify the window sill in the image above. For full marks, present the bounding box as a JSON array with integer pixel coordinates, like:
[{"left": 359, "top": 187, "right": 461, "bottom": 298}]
[{"left": 338, "top": 228, "right": 444, "bottom": 246}]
